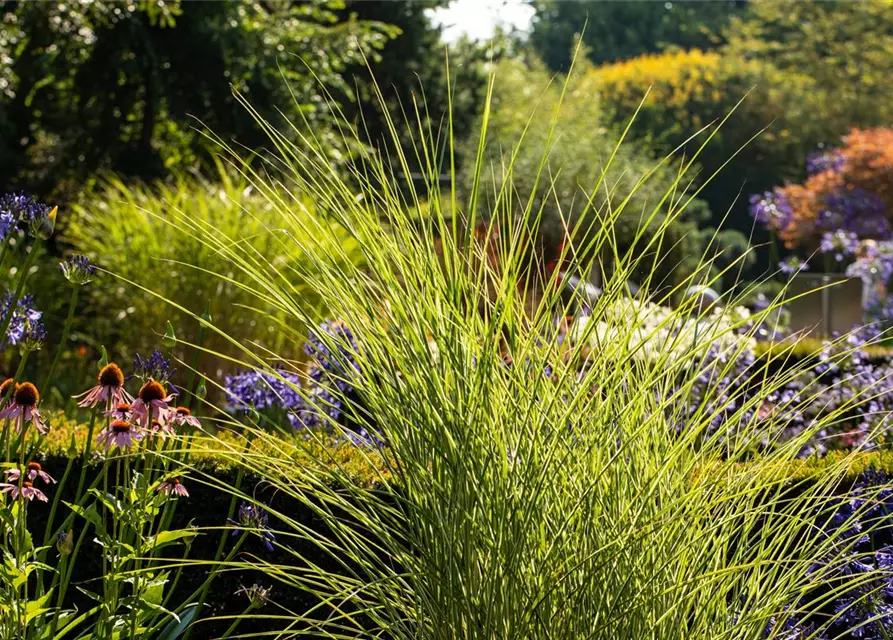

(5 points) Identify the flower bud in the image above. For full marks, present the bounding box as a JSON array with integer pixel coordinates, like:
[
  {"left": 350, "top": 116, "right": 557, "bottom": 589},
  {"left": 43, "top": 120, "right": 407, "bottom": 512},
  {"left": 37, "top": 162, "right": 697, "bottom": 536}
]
[
  {"left": 57, "top": 529, "right": 74, "bottom": 555},
  {"left": 236, "top": 583, "right": 271, "bottom": 609},
  {"left": 195, "top": 378, "right": 207, "bottom": 401},
  {"left": 162, "top": 321, "right": 177, "bottom": 349},
  {"left": 60, "top": 254, "right": 95, "bottom": 286}
]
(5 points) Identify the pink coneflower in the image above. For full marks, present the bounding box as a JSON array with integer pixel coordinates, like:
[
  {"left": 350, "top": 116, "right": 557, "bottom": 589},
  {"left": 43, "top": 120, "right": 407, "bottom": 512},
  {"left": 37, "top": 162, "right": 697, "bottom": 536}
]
[
  {"left": 0, "top": 480, "right": 48, "bottom": 502},
  {"left": 105, "top": 402, "right": 132, "bottom": 421},
  {"left": 149, "top": 418, "right": 174, "bottom": 436},
  {"left": 130, "top": 380, "right": 174, "bottom": 428},
  {"left": 0, "top": 382, "right": 46, "bottom": 434},
  {"left": 5, "top": 461, "right": 55, "bottom": 485},
  {"left": 171, "top": 406, "right": 201, "bottom": 429},
  {"left": 74, "top": 363, "right": 133, "bottom": 408},
  {"left": 0, "top": 378, "right": 18, "bottom": 411},
  {"left": 96, "top": 419, "right": 143, "bottom": 451},
  {"left": 157, "top": 477, "right": 189, "bottom": 497}
]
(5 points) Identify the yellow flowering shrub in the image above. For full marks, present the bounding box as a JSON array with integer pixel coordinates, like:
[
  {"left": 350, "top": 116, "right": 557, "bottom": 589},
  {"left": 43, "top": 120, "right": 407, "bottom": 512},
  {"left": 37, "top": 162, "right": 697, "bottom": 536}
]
[{"left": 591, "top": 49, "right": 827, "bottom": 226}]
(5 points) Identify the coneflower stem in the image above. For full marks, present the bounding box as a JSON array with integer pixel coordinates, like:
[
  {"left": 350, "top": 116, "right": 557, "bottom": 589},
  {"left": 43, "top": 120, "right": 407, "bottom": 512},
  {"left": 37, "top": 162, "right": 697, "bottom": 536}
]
[
  {"left": 41, "top": 285, "right": 78, "bottom": 394},
  {"left": 74, "top": 407, "right": 99, "bottom": 502},
  {"left": 16, "top": 423, "right": 29, "bottom": 638},
  {"left": 182, "top": 436, "right": 252, "bottom": 640},
  {"left": 36, "top": 435, "right": 76, "bottom": 604}
]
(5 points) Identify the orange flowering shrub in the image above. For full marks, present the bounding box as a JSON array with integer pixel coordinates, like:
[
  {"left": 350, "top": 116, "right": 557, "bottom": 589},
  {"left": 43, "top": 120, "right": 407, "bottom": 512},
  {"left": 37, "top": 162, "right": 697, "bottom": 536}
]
[{"left": 777, "top": 128, "right": 893, "bottom": 248}]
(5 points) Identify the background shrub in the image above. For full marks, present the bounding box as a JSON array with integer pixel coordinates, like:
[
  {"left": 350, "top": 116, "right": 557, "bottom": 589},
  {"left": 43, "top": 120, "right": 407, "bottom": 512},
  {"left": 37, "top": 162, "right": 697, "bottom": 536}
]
[
  {"left": 459, "top": 55, "right": 751, "bottom": 293},
  {"left": 63, "top": 168, "right": 361, "bottom": 376},
  {"left": 592, "top": 48, "right": 825, "bottom": 238}
]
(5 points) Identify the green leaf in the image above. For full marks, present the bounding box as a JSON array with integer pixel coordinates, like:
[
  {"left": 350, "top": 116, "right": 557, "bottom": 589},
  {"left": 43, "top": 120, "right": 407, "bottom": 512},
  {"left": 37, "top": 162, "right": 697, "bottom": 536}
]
[
  {"left": 156, "top": 603, "right": 199, "bottom": 640},
  {"left": 87, "top": 489, "right": 121, "bottom": 517},
  {"left": 163, "top": 320, "right": 177, "bottom": 348},
  {"left": 64, "top": 501, "right": 105, "bottom": 535},
  {"left": 76, "top": 587, "right": 102, "bottom": 603},
  {"left": 25, "top": 590, "right": 54, "bottom": 624},
  {"left": 49, "top": 605, "right": 102, "bottom": 640},
  {"left": 147, "top": 529, "right": 197, "bottom": 550},
  {"left": 143, "top": 572, "right": 169, "bottom": 606}
]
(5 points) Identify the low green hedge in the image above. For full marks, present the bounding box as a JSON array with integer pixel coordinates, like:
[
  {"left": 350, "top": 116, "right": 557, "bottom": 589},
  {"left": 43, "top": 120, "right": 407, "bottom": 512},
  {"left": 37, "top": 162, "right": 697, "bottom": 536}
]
[{"left": 30, "top": 410, "right": 893, "bottom": 636}]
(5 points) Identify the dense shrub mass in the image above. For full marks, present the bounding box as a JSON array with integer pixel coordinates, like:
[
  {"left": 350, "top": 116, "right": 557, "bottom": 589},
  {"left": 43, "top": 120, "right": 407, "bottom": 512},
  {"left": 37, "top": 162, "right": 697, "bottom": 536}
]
[
  {"left": 460, "top": 56, "right": 753, "bottom": 292},
  {"left": 592, "top": 49, "right": 823, "bottom": 234},
  {"left": 63, "top": 172, "right": 361, "bottom": 371},
  {"left": 772, "top": 128, "right": 893, "bottom": 248}
]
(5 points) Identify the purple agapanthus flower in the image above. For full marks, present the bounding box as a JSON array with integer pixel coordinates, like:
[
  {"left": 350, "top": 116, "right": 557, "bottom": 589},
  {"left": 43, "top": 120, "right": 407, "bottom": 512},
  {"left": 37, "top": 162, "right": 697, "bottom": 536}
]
[
  {"left": 779, "top": 257, "right": 809, "bottom": 277},
  {"left": 0, "top": 192, "right": 56, "bottom": 240},
  {"left": 820, "top": 230, "right": 859, "bottom": 262},
  {"left": 0, "top": 291, "right": 45, "bottom": 350},
  {"left": 229, "top": 502, "right": 276, "bottom": 552},
  {"left": 818, "top": 189, "right": 890, "bottom": 239},
  {"left": 61, "top": 255, "right": 96, "bottom": 285},
  {"left": 133, "top": 350, "right": 175, "bottom": 383},
  {"left": 749, "top": 190, "right": 793, "bottom": 232},
  {"left": 847, "top": 241, "right": 893, "bottom": 284},
  {"left": 224, "top": 368, "right": 304, "bottom": 429},
  {"left": 302, "top": 320, "right": 361, "bottom": 428},
  {"left": 807, "top": 149, "right": 845, "bottom": 176}
]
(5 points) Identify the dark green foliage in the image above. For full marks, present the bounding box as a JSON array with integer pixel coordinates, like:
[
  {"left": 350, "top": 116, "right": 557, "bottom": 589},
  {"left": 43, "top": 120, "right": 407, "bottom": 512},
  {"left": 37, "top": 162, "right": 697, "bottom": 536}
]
[
  {"left": 336, "top": 1, "right": 491, "bottom": 178},
  {"left": 725, "top": 0, "right": 893, "bottom": 136},
  {"left": 0, "top": 0, "right": 397, "bottom": 195},
  {"left": 528, "top": 0, "right": 747, "bottom": 71},
  {"left": 460, "top": 56, "right": 749, "bottom": 293}
]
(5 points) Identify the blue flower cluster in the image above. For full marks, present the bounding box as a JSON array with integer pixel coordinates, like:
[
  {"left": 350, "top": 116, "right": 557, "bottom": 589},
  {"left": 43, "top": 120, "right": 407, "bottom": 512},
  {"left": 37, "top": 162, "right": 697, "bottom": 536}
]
[
  {"left": 60, "top": 254, "right": 96, "bottom": 285},
  {"left": 820, "top": 230, "right": 860, "bottom": 263},
  {"left": 807, "top": 149, "right": 846, "bottom": 176},
  {"left": 0, "top": 191, "right": 55, "bottom": 240},
  {"left": 817, "top": 189, "right": 889, "bottom": 240},
  {"left": 224, "top": 320, "right": 378, "bottom": 444},
  {"left": 0, "top": 291, "right": 45, "bottom": 350},
  {"left": 675, "top": 332, "right": 893, "bottom": 457},
  {"left": 776, "top": 472, "right": 893, "bottom": 639},
  {"left": 779, "top": 257, "right": 809, "bottom": 277},
  {"left": 223, "top": 368, "right": 305, "bottom": 429},
  {"left": 303, "top": 319, "right": 360, "bottom": 428},
  {"left": 133, "top": 350, "right": 175, "bottom": 383},
  {"left": 229, "top": 502, "right": 276, "bottom": 552},
  {"left": 749, "top": 190, "right": 794, "bottom": 232}
]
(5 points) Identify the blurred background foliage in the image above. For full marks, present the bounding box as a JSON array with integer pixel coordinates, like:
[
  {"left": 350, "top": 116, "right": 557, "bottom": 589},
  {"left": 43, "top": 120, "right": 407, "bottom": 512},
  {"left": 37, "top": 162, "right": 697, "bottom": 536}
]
[
  {"left": 0, "top": 0, "right": 891, "bottom": 394},
  {"left": 458, "top": 54, "right": 747, "bottom": 294}
]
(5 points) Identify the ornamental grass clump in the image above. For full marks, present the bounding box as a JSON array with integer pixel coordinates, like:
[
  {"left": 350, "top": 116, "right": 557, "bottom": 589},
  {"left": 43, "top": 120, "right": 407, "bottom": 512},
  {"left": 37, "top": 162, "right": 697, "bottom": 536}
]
[{"left": 163, "top": 61, "right": 893, "bottom": 638}]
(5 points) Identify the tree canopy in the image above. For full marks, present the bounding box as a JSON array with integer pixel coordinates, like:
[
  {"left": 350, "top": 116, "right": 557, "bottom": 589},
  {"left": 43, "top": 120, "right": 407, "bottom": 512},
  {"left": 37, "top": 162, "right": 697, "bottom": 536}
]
[{"left": 528, "top": 0, "right": 746, "bottom": 70}]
